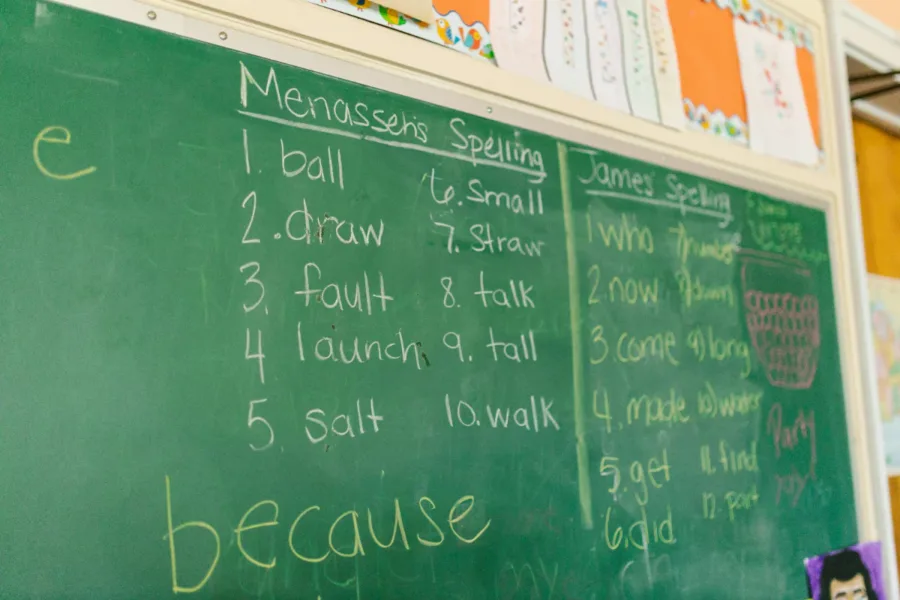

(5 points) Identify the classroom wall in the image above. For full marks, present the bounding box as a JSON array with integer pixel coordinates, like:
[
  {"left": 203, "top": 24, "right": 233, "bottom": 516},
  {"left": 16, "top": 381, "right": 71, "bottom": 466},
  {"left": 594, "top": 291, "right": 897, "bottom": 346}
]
[
  {"left": 142, "top": 0, "right": 891, "bottom": 567},
  {"left": 854, "top": 115, "right": 900, "bottom": 580},
  {"left": 889, "top": 476, "right": 900, "bottom": 577},
  {"left": 851, "top": 0, "right": 900, "bottom": 31},
  {"left": 149, "top": 0, "right": 839, "bottom": 197},
  {"left": 854, "top": 117, "right": 900, "bottom": 278}
]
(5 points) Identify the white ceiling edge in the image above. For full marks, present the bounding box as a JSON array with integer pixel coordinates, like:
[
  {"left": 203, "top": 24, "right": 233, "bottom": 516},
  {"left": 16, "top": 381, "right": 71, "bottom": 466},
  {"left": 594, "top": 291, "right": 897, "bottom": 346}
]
[
  {"left": 842, "top": 0, "right": 900, "bottom": 132},
  {"left": 843, "top": 0, "right": 900, "bottom": 71}
]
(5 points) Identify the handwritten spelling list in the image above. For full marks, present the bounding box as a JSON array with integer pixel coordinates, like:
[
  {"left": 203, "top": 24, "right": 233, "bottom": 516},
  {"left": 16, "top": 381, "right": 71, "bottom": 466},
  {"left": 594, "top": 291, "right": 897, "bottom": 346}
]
[
  {"left": 565, "top": 145, "right": 823, "bottom": 548},
  {"left": 159, "top": 58, "right": 832, "bottom": 594}
]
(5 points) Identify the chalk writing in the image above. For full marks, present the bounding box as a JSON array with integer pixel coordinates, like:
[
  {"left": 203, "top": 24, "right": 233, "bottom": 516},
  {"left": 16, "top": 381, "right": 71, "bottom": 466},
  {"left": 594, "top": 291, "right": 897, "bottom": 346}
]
[
  {"left": 748, "top": 217, "right": 828, "bottom": 265},
  {"left": 449, "top": 117, "right": 546, "bottom": 179},
  {"left": 467, "top": 178, "right": 545, "bottom": 216},
  {"left": 686, "top": 326, "right": 751, "bottom": 378},
  {"left": 281, "top": 140, "right": 345, "bottom": 188},
  {"left": 603, "top": 504, "right": 675, "bottom": 552},
  {"left": 699, "top": 440, "right": 758, "bottom": 475},
  {"left": 32, "top": 125, "right": 97, "bottom": 180},
  {"left": 488, "top": 328, "right": 539, "bottom": 362},
  {"left": 592, "top": 387, "right": 614, "bottom": 433},
  {"left": 696, "top": 382, "right": 762, "bottom": 418},
  {"left": 0, "top": 17, "right": 859, "bottom": 599},
  {"left": 616, "top": 329, "right": 679, "bottom": 366},
  {"left": 599, "top": 449, "right": 671, "bottom": 505},
  {"left": 625, "top": 388, "right": 689, "bottom": 427},
  {"left": 164, "top": 477, "right": 492, "bottom": 592},
  {"left": 609, "top": 275, "right": 659, "bottom": 305},
  {"left": 746, "top": 193, "right": 788, "bottom": 219},
  {"left": 433, "top": 218, "right": 546, "bottom": 257},
  {"left": 298, "top": 323, "right": 426, "bottom": 370},
  {"left": 700, "top": 487, "right": 760, "bottom": 521},
  {"left": 575, "top": 153, "right": 654, "bottom": 196},
  {"left": 668, "top": 222, "right": 736, "bottom": 266},
  {"left": 294, "top": 263, "right": 394, "bottom": 314},
  {"left": 742, "top": 258, "right": 821, "bottom": 389},
  {"left": 444, "top": 394, "right": 560, "bottom": 432},
  {"left": 664, "top": 174, "right": 731, "bottom": 219},
  {"left": 475, "top": 271, "right": 536, "bottom": 309},
  {"left": 284, "top": 199, "right": 385, "bottom": 247},
  {"left": 496, "top": 559, "right": 559, "bottom": 600},
  {"left": 305, "top": 398, "right": 384, "bottom": 444},
  {"left": 675, "top": 266, "right": 735, "bottom": 309},
  {"left": 586, "top": 209, "right": 654, "bottom": 254},
  {"left": 766, "top": 403, "right": 817, "bottom": 506},
  {"left": 241, "top": 61, "right": 429, "bottom": 144}
]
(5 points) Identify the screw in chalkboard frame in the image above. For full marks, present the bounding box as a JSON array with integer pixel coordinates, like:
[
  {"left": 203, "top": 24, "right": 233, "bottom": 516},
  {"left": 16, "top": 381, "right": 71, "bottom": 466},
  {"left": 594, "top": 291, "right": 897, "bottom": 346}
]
[
  {"left": 146, "top": 10, "right": 156, "bottom": 20},
  {"left": 219, "top": 31, "right": 228, "bottom": 41},
  {"left": 486, "top": 107, "right": 493, "bottom": 114}
]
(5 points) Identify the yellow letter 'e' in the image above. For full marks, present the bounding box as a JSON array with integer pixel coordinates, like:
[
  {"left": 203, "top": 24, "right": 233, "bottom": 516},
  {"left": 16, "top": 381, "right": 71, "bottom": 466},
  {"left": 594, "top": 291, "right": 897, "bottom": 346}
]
[
  {"left": 33, "top": 126, "right": 97, "bottom": 180},
  {"left": 235, "top": 500, "right": 279, "bottom": 569},
  {"left": 448, "top": 495, "right": 491, "bottom": 544}
]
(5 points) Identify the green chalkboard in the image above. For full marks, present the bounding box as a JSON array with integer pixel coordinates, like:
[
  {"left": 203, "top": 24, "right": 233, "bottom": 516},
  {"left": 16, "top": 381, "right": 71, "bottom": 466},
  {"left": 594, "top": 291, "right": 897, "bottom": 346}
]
[
  {"left": 0, "top": 2, "right": 855, "bottom": 599},
  {"left": 560, "top": 144, "right": 855, "bottom": 597}
]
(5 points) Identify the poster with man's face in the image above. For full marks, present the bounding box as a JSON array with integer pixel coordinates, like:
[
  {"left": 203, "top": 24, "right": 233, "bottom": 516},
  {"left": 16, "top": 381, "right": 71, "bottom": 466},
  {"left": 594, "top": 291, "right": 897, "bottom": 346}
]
[{"left": 804, "top": 541, "right": 883, "bottom": 600}]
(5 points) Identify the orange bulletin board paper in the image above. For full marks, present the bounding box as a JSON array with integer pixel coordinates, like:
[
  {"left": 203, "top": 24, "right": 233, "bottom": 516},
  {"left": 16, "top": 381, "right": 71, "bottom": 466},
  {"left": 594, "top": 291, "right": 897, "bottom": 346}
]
[
  {"left": 669, "top": 2, "right": 743, "bottom": 121},
  {"left": 796, "top": 48, "right": 819, "bottom": 148},
  {"left": 432, "top": 0, "right": 488, "bottom": 28},
  {"left": 668, "top": 0, "right": 821, "bottom": 150}
]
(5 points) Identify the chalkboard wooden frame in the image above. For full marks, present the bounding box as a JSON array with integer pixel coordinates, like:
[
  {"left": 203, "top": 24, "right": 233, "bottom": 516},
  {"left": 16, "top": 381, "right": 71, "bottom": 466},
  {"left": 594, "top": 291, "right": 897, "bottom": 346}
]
[
  {"left": 135, "top": 0, "right": 839, "bottom": 196},
  {"left": 61, "top": 0, "right": 830, "bottom": 209},
  {"left": 35, "top": 1, "right": 900, "bottom": 596},
  {"left": 826, "top": 1, "right": 900, "bottom": 596}
]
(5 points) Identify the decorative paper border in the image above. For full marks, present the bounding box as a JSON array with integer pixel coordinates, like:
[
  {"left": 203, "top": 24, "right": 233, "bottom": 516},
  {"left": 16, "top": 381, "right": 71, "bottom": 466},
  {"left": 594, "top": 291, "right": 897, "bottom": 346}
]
[
  {"left": 683, "top": 98, "right": 749, "bottom": 144},
  {"left": 434, "top": 8, "right": 493, "bottom": 60},
  {"left": 702, "top": 0, "right": 814, "bottom": 52},
  {"left": 684, "top": 98, "right": 825, "bottom": 166},
  {"left": 308, "top": 0, "right": 494, "bottom": 62}
]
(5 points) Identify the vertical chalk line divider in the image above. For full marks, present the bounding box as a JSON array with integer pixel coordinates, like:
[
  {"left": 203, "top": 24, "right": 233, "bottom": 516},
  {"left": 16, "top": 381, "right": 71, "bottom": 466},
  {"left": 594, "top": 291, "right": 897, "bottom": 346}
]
[{"left": 557, "top": 141, "right": 593, "bottom": 530}]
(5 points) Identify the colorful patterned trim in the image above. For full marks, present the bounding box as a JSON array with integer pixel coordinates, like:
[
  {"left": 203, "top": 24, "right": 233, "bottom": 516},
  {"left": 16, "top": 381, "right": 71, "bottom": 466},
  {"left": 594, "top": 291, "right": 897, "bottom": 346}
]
[
  {"left": 685, "top": 100, "right": 825, "bottom": 165},
  {"left": 702, "top": 0, "right": 814, "bottom": 52},
  {"left": 683, "top": 98, "right": 749, "bottom": 144},
  {"left": 308, "top": 0, "right": 495, "bottom": 62},
  {"left": 434, "top": 9, "right": 493, "bottom": 60}
]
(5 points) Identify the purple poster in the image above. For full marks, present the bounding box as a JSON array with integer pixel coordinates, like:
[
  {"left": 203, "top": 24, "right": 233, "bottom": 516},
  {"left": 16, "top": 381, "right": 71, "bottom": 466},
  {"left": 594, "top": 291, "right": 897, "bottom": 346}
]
[{"left": 805, "top": 541, "right": 883, "bottom": 600}]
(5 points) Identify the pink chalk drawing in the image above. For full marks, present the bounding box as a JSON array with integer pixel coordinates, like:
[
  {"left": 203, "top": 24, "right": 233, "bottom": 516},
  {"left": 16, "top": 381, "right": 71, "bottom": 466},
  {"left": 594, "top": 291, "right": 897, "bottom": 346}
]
[{"left": 741, "top": 252, "right": 821, "bottom": 389}]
